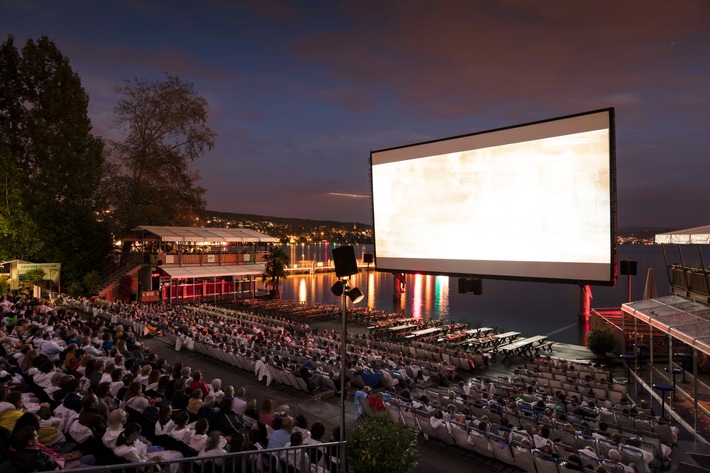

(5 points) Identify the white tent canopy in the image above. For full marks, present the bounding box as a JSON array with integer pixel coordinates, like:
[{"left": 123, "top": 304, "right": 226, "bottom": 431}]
[
  {"left": 128, "top": 226, "right": 278, "bottom": 243},
  {"left": 161, "top": 264, "right": 266, "bottom": 279},
  {"left": 655, "top": 225, "right": 710, "bottom": 245}
]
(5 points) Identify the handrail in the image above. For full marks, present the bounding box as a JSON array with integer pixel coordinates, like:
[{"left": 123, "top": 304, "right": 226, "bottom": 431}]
[{"left": 96, "top": 253, "right": 145, "bottom": 291}]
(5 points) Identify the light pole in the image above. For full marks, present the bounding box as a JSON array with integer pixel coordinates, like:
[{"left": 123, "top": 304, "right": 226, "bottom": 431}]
[{"left": 330, "top": 246, "right": 364, "bottom": 471}]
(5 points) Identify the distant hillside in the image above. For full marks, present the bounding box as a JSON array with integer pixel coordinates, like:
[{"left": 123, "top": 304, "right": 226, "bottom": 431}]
[
  {"left": 204, "top": 210, "right": 679, "bottom": 245},
  {"left": 206, "top": 210, "right": 371, "bottom": 229},
  {"left": 619, "top": 226, "right": 677, "bottom": 240},
  {"left": 205, "top": 210, "right": 372, "bottom": 244}
]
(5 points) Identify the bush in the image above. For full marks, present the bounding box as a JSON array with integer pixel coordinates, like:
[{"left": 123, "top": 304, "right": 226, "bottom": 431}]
[
  {"left": 587, "top": 327, "right": 617, "bottom": 355},
  {"left": 347, "top": 414, "right": 419, "bottom": 473}
]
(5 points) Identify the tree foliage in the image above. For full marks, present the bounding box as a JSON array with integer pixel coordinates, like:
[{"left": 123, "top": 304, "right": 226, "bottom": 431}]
[
  {"left": 262, "top": 245, "right": 289, "bottom": 297},
  {"left": 348, "top": 414, "right": 419, "bottom": 473},
  {"left": 106, "top": 74, "right": 216, "bottom": 235},
  {"left": 23, "top": 268, "right": 45, "bottom": 286},
  {"left": 586, "top": 327, "right": 617, "bottom": 355},
  {"left": 0, "top": 35, "right": 112, "bottom": 290}
]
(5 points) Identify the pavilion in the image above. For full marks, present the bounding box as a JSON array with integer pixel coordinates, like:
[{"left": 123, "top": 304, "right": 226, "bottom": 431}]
[{"left": 102, "top": 225, "right": 279, "bottom": 303}]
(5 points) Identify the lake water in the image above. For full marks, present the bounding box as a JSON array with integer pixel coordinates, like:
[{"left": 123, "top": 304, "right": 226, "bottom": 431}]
[{"left": 278, "top": 244, "right": 675, "bottom": 344}]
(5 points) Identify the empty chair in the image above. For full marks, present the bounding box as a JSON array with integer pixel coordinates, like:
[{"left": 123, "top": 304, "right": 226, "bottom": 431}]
[
  {"left": 468, "top": 429, "right": 492, "bottom": 458},
  {"left": 400, "top": 409, "right": 420, "bottom": 431},
  {"left": 620, "top": 445, "right": 649, "bottom": 473},
  {"left": 533, "top": 449, "right": 560, "bottom": 473},
  {"left": 600, "top": 459, "right": 628, "bottom": 473},
  {"left": 450, "top": 423, "right": 475, "bottom": 452},
  {"left": 417, "top": 415, "right": 438, "bottom": 441},
  {"left": 488, "top": 433, "right": 516, "bottom": 466},
  {"left": 384, "top": 402, "right": 402, "bottom": 425},
  {"left": 615, "top": 414, "right": 635, "bottom": 430},
  {"left": 577, "top": 448, "right": 601, "bottom": 470},
  {"left": 654, "top": 422, "right": 675, "bottom": 447},
  {"left": 575, "top": 433, "right": 598, "bottom": 453},
  {"left": 435, "top": 423, "right": 456, "bottom": 446},
  {"left": 599, "top": 410, "right": 616, "bottom": 426},
  {"left": 597, "top": 438, "right": 618, "bottom": 459}
]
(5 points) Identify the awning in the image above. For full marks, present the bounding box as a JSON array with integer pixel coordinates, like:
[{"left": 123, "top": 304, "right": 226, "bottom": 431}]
[
  {"left": 161, "top": 264, "right": 266, "bottom": 279},
  {"left": 125, "top": 226, "right": 278, "bottom": 243},
  {"left": 655, "top": 225, "right": 710, "bottom": 244},
  {"left": 622, "top": 294, "right": 710, "bottom": 355}
]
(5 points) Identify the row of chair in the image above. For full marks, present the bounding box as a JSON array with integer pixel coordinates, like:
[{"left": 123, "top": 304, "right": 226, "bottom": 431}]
[{"left": 377, "top": 401, "right": 648, "bottom": 473}]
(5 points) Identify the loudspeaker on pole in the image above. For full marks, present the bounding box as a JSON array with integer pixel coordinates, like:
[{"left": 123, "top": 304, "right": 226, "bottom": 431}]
[{"left": 332, "top": 246, "right": 359, "bottom": 277}]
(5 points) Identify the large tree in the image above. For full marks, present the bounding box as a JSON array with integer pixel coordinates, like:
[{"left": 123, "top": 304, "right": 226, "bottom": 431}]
[
  {"left": 0, "top": 35, "right": 112, "bottom": 291},
  {"left": 107, "top": 74, "right": 216, "bottom": 235}
]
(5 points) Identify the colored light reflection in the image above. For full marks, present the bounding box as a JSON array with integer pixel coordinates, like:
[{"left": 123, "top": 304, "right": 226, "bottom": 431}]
[
  {"left": 367, "top": 271, "right": 376, "bottom": 307},
  {"left": 298, "top": 278, "right": 307, "bottom": 303},
  {"left": 411, "top": 274, "right": 423, "bottom": 320},
  {"left": 436, "top": 276, "right": 449, "bottom": 321}
]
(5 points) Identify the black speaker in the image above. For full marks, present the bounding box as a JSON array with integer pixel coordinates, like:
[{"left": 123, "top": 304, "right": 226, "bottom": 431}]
[
  {"left": 472, "top": 278, "right": 483, "bottom": 295},
  {"left": 620, "top": 260, "right": 637, "bottom": 276},
  {"left": 363, "top": 253, "right": 373, "bottom": 264},
  {"left": 332, "top": 246, "right": 359, "bottom": 277},
  {"left": 458, "top": 278, "right": 483, "bottom": 295}
]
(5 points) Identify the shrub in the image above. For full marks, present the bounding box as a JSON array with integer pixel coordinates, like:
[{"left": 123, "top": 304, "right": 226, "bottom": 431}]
[
  {"left": 347, "top": 414, "right": 419, "bottom": 473},
  {"left": 587, "top": 327, "right": 617, "bottom": 355}
]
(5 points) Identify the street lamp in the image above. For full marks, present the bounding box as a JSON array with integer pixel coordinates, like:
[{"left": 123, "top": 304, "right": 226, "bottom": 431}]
[{"left": 330, "top": 246, "right": 363, "bottom": 469}]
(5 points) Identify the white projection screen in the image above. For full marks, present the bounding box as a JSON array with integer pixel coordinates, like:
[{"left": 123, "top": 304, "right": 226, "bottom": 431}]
[{"left": 370, "top": 108, "right": 617, "bottom": 285}]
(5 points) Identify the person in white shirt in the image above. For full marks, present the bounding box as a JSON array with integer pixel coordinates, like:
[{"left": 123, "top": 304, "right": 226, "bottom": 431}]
[
  {"left": 168, "top": 411, "right": 192, "bottom": 445},
  {"left": 154, "top": 404, "right": 175, "bottom": 437},
  {"left": 197, "top": 431, "right": 229, "bottom": 466},
  {"left": 103, "top": 408, "right": 128, "bottom": 449},
  {"left": 114, "top": 423, "right": 182, "bottom": 473},
  {"left": 188, "top": 419, "right": 210, "bottom": 453},
  {"left": 231, "top": 387, "right": 247, "bottom": 415},
  {"left": 279, "top": 431, "right": 311, "bottom": 473},
  {"left": 210, "top": 378, "right": 224, "bottom": 402},
  {"left": 38, "top": 333, "right": 63, "bottom": 362}
]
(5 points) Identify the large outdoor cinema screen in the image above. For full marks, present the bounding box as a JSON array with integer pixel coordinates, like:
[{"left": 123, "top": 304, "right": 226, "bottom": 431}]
[{"left": 370, "top": 108, "right": 616, "bottom": 285}]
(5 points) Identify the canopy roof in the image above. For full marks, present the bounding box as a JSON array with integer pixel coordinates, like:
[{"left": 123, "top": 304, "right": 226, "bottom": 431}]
[
  {"left": 622, "top": 294, "right": 710, "bottom": 355},
  {"left": 655, "top": 225, "right": 710, "bottom": 244},
  {"left": 161, "top": 264, "right": 266, "bottom": 279},
  {"left": 126, "top": 226, "right": 278, "bottom": 243}
]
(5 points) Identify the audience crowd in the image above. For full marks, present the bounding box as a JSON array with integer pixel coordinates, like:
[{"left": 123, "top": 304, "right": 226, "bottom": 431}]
[{"left": 0, "top": 293, "right": 681, "bottom": 473}]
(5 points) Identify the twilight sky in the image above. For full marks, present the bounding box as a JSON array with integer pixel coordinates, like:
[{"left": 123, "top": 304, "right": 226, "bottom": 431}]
[{"left": 2, "top": 0, "right": 709, "bottom": 229}]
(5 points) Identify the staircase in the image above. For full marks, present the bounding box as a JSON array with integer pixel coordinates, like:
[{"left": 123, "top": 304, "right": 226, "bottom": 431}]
[{"left": 96, "top": 253, "right": 147, "bottom": 300}]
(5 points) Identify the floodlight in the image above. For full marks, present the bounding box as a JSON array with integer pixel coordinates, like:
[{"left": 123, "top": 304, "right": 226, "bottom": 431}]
[
  {"left": 347, "top": 287, "right": 364, "bottom": 304},
  {"left": 330, "top": 280, "right": 344, "bottom": 297}
]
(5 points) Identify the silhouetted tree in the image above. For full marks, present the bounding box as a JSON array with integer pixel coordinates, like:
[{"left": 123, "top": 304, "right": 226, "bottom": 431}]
[
  {"left": 0, "top": 35, "right": 112, "bottom": 289},
  {"left": 106, "top": 74, "right": 216, "bottom": 235}
]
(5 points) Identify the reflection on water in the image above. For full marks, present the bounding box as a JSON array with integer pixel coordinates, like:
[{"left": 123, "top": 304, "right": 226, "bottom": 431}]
[{"left": 277, "top": 244, "right": 669, "bottom": 345}]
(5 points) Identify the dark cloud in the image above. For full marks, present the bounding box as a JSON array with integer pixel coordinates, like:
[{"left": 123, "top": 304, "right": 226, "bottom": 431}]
[{"left": 2, "top": 0, "right": 709, "bottom": 227}]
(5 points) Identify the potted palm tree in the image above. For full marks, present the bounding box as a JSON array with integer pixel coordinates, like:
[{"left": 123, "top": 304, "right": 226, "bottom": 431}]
[{"left": 262, "top": 245, "right": 289, "bottom": 298}]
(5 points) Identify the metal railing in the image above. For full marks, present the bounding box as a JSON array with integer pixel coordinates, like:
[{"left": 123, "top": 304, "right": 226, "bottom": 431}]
[{"left": 57, "top": 442, "right": 346, "bottom": 473}]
